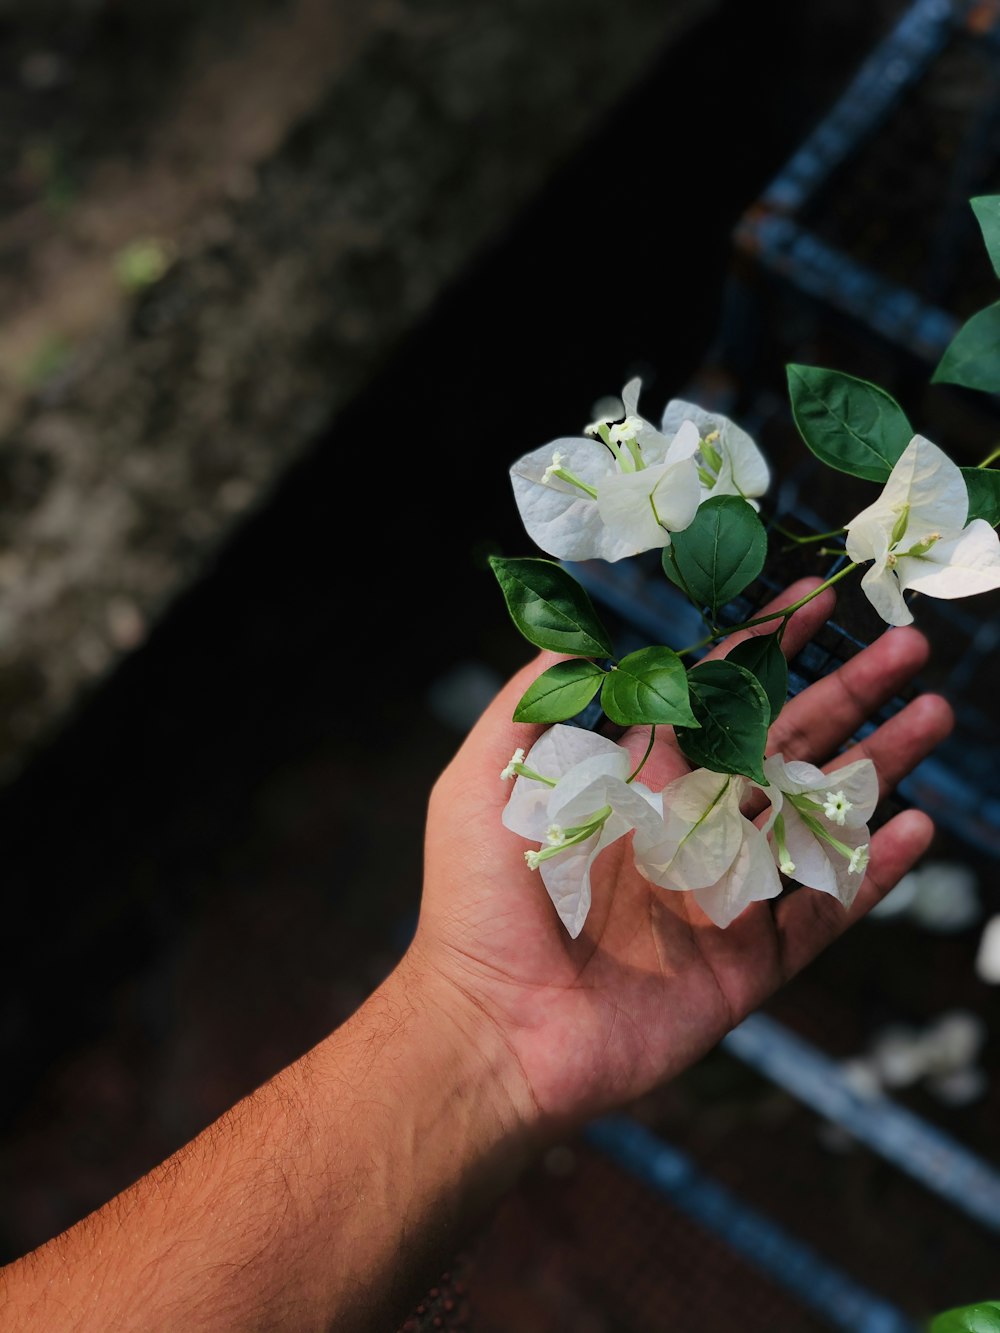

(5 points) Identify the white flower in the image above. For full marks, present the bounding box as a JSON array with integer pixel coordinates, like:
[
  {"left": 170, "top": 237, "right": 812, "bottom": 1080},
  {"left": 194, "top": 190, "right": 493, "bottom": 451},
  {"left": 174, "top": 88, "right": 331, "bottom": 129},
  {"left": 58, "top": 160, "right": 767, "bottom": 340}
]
[
  {"left": 660, "top": 399, "right": 770, "bottom": 506},
  {"left": 762, "top": 753, "right": 878, "bottom": 909},
  {"left": 823, "top": 790, "right": 853, "bottom": 825},
  {"left": 502, "top": 724, "right": 663, "bottom": 938},
  {"left": 845, "top": 434, "right": 1000, "bottom": 626},
  {"left": 634, "top": 768, "right": 782, "bottom": 928},
  {"left": 510, "top": 377, "right": 701, "bottom": 562}
]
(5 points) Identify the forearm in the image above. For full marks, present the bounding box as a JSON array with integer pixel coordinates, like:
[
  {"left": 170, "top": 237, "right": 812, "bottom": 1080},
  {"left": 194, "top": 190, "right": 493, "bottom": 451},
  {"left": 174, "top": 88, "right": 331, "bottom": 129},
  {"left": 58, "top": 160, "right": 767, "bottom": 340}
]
[{"left": 0, "top": 952, "right": 537, "bottom": 1332}]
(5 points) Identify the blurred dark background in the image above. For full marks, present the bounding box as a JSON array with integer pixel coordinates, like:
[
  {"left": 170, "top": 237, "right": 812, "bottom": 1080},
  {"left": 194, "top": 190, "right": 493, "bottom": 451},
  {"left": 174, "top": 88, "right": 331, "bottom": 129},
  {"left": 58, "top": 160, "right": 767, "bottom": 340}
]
[{"left": 3, "top": 1, "right": 1000, "bottom": 1329}]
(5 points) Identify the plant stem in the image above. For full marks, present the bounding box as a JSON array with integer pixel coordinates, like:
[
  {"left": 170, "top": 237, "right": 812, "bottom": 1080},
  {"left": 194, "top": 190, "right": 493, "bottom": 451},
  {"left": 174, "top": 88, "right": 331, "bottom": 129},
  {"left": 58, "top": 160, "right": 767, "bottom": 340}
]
[
  {"left": 675, "top": 562, "right": 859, "bottom": 657},
  {"left": 977, "top": 444, "right": 1000, "bottom": 469},
  {"left": 626, "top": 726, "right": 656, "bottom": 783},
  {"left": 770, "top": 522, "right": 847, "bottom": 545}
]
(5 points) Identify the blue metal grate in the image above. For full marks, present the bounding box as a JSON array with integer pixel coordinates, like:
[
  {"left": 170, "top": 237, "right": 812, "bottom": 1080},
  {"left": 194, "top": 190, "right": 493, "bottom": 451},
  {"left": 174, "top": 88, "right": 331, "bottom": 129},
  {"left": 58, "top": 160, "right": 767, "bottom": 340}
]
[{"left": 734, "top": 0, "right": 1000, "bottom": 363}]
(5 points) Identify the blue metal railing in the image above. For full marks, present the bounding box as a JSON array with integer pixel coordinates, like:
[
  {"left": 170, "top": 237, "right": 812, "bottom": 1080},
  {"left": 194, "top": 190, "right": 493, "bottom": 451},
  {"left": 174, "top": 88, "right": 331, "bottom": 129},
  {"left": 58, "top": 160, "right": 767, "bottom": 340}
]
[{"left": 587, "top": 1115, "right": 922, "bottom": 1333}]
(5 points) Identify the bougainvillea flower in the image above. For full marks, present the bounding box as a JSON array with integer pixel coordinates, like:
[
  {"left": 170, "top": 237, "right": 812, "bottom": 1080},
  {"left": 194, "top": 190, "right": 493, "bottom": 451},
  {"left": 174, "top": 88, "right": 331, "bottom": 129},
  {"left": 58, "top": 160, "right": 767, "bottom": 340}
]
[
  {"left": 634, "top": 768, "right": 782, "bottom": 928},
  {"left": 509, "top": 378, "right": 701, "bottom": 562},
  {"left": 660, "top": 398, "right": 770, "bottom": 505},
  {"left": 501, "top": 724, "right": 663, "bottom": 938},
  {"left": 845, "top": 435, "right": 1000, "bottom": 626},
  {"left": 762, "top": 753, "right": 878, "bottom": 909}
]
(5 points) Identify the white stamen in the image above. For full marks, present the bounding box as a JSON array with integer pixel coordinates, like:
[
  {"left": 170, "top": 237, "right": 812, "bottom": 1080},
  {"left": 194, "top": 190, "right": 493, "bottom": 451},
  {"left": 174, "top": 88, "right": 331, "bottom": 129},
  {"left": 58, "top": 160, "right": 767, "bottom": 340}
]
[
  {"left": 779, "top": 856, "right": 796, "bottom": 876},
  {"left": 584, "top": 417, "right": 611, "bottom": 438},
  {"left": 849, "top": 845, "right": 870, "bottom": 876},
  {"left": 524, "top": 849, "right": 542, "bottom": 870},
  {"left": 608, "top": 415, "right": 644, "bottom": 445},
  {"left": 545, "top": 824, "right": 567, "bottom": 846},
  {"left": 542, "top": 450, "right": 565, "bottom": 484},
  {"left": 501, "top": 747, "right": 526, "bottom": 781}
]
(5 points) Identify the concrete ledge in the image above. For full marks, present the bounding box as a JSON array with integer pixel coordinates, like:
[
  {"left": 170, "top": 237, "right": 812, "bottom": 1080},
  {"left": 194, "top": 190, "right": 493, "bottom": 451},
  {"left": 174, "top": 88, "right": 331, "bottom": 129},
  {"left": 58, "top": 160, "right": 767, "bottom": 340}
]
[{"left": 0, "top": 0, "right": 715, "bottom": 782}]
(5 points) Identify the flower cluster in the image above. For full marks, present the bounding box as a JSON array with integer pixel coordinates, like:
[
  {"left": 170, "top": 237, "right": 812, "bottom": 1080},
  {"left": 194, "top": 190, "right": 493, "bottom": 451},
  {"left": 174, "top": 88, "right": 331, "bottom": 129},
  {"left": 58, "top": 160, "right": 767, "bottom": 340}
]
[
  {"left": 491, "top": 196, "right": 1000, "bottom": 937},
  {"left": 510, "top": 378, "right": 770, "bottom": 563},
  {"left": 511, "top": 378, "right": 1000, "bottom": 622},
  {"left": 845, "top": 434, "right": 1000, "bottom": 626},
  {"left": 501, "top": 726, "right": 877, "bottom": 936}
]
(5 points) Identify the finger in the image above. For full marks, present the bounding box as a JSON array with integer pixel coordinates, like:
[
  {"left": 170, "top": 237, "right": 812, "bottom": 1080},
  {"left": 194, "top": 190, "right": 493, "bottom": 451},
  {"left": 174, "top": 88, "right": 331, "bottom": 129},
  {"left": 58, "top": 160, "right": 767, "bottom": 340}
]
[
  {"left": 774, "top": 808, "right": 935, "bottom": 980},
  {"left": 764, "top": 625, "right": 931, "bottom": 766},
  {"left": 621, "top": 577, "right": 836, "bottom": 787},
  {"left": 443, "top": 649, "right": 561, "bottom": 805},
  {"left": 827, "top": 691, "right": 954, "bottom": 799}
]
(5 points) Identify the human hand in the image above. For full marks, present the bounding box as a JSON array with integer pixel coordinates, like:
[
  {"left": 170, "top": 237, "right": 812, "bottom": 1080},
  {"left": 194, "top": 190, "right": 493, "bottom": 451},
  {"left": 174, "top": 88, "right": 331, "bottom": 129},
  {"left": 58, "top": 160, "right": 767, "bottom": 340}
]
[{"left": 413, "top": 577, "right": 953, "bottom": 1135}]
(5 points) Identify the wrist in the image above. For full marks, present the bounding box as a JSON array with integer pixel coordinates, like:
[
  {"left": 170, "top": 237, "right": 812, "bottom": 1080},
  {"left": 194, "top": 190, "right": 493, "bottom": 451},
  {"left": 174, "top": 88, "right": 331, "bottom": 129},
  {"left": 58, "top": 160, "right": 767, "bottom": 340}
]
[{"left": 384, "top": 942, "right": 544, "bottom": 1154}]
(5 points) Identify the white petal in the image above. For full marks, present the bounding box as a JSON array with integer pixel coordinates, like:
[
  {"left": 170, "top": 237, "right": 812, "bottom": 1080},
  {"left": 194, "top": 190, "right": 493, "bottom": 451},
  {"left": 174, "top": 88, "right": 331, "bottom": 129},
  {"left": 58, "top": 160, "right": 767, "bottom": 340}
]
[
  {"left": 538, "top": 834, "right": 602, "bottom": 938},
  {"left": 539, "top": 805, "right": 642, "bottom": 938},
  {"left": 891, "top": 435, "right": 970, "bottom": 534},
  {"left": 660, "top": 398, "right": 769, "bottom": 498},
  {"left": 637, "top": 769, "right": 745, "bottom": 890},
  {"left": 510, "top": 437, "right": 613, "bottom": 560},
  {"left": 897, "top": 519, "right": 1000, "bottom": 601},
  {"left": 859, "top": 556, "right": 913, "bottom": 626},
  {"left": 503, "top": 727, "right": 624, "bottom": 838},
  {"left": 663, "top": 419, "right": 701, "bottom": 464},
  {"left": 546, "top": 747, "right": 630, "bottom": 811},
  {"left": 781, "top": 807, "right": 839, "bottom": 896},
  {"left": 530, "top": 723, "right": 622, "bottom": 767},
  {"left": 763, "top": 752, "right": 810, "bottom": 794},
  {"left": 847, "top": 437, "right": 969, "bottom": 560},
  {"left": 502, "top": 775, "right": 554, "bottom": 840},
  {"left": 693, "top": 822, "right": 782, "bottom": 928},
  {"left": 621, "top": 377, "right": 642, "bottom": 419},
  {"left": 560, "top": 779, "right": 665, "bottom": 852},
  {"left": 764, "top": 753, "right": 877, "bottom": 825},
  {"left": 660, "top": 398, "right": 724, "bottom": 443},
  {"left": 651, "top": 459, "right": 701, "bottom": 531},
  {"left": 845, "top": 506, "right": 892, "bottom": 565},
  {"left": 782, "top": 808, "right": 868, "bottom": 908},
  {"left": 722, "top": 422, "right": 770, "bottom": 499},
  {"left": 634, "top": 425, "right": 672, "bottom": 464},
  {"left": 596, "top": 458, "right": 700, "bottom": 557},
  {"left": 756, "top": 783, "right": 783, "bottom": 835},
  {"left": 830, "top": 826, "right": 871, "bottom": 907},
  {"left": 821, "top": 758, "right": 879, "bottom": 825}
]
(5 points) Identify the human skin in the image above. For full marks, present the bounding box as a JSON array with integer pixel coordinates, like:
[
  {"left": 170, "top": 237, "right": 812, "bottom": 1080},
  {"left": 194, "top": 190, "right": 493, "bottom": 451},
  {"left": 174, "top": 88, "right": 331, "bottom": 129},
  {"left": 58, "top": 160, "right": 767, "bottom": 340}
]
[{"left": 0, "top": 578, "right": 952, "bottom": 1331}]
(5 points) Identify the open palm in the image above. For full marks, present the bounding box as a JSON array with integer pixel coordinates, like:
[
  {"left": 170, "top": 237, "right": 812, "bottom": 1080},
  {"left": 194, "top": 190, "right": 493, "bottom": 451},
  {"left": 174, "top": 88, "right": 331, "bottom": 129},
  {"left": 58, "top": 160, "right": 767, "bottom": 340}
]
[{"left": 418, "top": 578, "right": 953, "bottom": 1127}]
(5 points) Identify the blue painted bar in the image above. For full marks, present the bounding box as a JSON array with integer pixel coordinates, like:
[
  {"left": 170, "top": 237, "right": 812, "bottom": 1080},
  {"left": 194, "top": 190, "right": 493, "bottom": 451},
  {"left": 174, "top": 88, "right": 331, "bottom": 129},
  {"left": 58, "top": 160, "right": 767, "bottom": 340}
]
[
  {"left": 734, "top": 0, "right": 993, "bottom": 364},
  {"left": 723, "top": 1012, "right": 1000, "bottom": 1234},
  {"left": 760, "top": 0, "right": 958, "bottom": 214},
  {"left": 586, "top": 1115, "right": 921, "bottom": 1333}
]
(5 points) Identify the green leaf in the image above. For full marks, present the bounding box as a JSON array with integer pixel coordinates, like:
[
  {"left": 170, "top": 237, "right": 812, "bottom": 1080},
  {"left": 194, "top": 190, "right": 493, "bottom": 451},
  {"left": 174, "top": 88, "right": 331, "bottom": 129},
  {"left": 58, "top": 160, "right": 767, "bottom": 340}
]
[
  {"left": 726, "top": 634, "right": 788, "bottom": 724},
  {"left": 972, "top": 195, "right": 1000, "bottom": 279},
  {"left": 674, "top": 660, "right": 770, "bottom": 784},
  {"left": 600, "top": 646, "right": 698, "bottom": 727},
  {"left": 662, "top": 496, "right": 767, "bottom": 613},
  {"left": 786, "top": 364, "right": 913, "bottom": 481},
  {"left": 489, "top": 556, "right": 614, "bottom": 657},
  {"left": 963, "top": 467, "right": 1000, "bottom": 527},
  {"left": 513, "top": 659, "right": 605, "bottom": 723},
  {"left": 930, "top": 1301, "right": 1000, "bottom": 1333},
  {"left": 932, "top": 303, "right": 1000, "bottom": 394}
]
